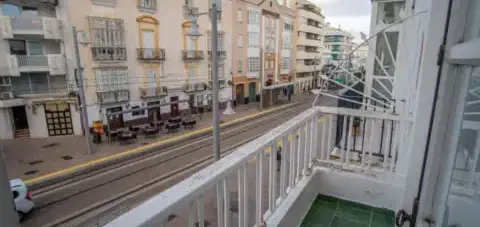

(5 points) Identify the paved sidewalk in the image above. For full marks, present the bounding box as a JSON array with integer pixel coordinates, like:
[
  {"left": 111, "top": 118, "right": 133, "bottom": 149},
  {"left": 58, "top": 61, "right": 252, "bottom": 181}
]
[{"left": 1, "top": 94, "right": 316, "bottom": 180}]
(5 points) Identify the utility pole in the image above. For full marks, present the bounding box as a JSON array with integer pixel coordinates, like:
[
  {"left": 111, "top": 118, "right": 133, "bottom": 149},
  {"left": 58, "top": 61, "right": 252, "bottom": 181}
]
[
  {"left": 260, "top": 48, "right": 264, "bottom": 110},
  {"left": 73, "top": 26, "right": 92, "bottom": 155},
  {"left": 0, "top": 151, "right": 20, "bottom": 227},
  {"left": 211, "top": 2, "right": 220, "bottom": 161}
]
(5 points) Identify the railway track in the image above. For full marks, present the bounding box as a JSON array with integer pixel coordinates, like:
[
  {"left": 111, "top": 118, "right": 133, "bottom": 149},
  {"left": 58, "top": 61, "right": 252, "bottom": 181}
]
[{"left": 21, "top": 100, "right": 321, "bottom": 227}]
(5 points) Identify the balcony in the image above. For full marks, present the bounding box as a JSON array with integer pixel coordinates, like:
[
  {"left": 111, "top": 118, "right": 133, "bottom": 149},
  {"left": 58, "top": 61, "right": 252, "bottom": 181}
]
[
  {"left": 0, "top": 16, "right": 62, "bottom": 40},
  {"left": 184, "top": 82, "right": 206, "bottom": 93},
  {"left": 106, "top": 106, "right": 411, "bottom": 226},
  {"left": 3, "top": 55, "right": 66, "bottom": 76},
  {"left": 298, "top": 36, "right": 323, "bottom": 47},
  {"left": 139, "top": 86, "right": 167, "bottom": 98},
  {"left": 183, "top": 5, "right": 199, "bottom": 20},
  {"left": 137, "top": 0, "right": 156, "bottom": 11},
  {"left": 92, "top": 47, "right": 127, "bottom": 61},
  {"left": 297, "top": 51, "right": 321, "bottom": 60},
  {"left": 97, "top": 90, "right": 129, "bottom": 104},
  {"left": 137, "top": 48, "right": 165, "bottom": 61},
  {"left": 182, "top": 50, "right": 204, "bottom": 61},
  {"left": 207, "top": 50, "right": 226, "bottom": 60},
  {"left": 296, "top": 64, "right": 318, "bottom": 73},
  {"left": 299, "top": 9, "right": 324, "bottom": 26},
  {"left": 299, "top": 23, "right": 322, "bottom": 35}
]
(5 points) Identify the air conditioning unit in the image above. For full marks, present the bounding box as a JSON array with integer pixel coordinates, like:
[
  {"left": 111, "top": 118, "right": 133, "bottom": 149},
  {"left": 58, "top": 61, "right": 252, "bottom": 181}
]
[{"left": 1, "top": 92, "right": 14, "bottom": 100}]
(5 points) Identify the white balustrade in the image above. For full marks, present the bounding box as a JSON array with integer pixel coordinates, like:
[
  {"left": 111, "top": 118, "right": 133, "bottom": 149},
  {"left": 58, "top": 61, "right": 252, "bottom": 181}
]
[
  {"left": 106, "top": 106, "right": 412, "bottom": 227},
  {"left": 0, "top": 16, "right": 62, "bottom": 40}
]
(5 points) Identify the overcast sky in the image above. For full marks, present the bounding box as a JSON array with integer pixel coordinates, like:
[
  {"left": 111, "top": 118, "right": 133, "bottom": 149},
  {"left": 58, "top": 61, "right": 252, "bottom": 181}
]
[{"left": 310, "top": 0, "right": 371, "bottom": 42}]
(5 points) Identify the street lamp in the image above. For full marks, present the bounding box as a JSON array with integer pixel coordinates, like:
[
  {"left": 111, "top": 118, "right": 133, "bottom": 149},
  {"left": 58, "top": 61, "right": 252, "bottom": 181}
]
[
  {"left": 185, "top": 1, "right": 221, "bottom": 162},
  {"left": 73, "top": 26, "right": 92, "bottom": 155}
]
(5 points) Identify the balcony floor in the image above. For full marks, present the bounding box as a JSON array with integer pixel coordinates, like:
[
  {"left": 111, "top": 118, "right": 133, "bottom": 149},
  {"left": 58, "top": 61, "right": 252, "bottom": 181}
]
[{"left": 300, "top": 194, "right": 394, "bottom": 227}]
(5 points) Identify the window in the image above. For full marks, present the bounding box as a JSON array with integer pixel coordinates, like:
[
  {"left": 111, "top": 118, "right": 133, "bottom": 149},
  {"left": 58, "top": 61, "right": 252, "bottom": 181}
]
[
  {"left": 145, "top": 69, "right": 156, "bottom": 87},
  {"left": 89, "top": 17, "right": 126, "bottom": 60},
  {"left": 95, "top": 68, "right": 128, "bottom": 92},
  {"left": 248, "top": 10, "right": 260, "bottom": 25},
  {"left": 248, "top": 57, "right": 259, "bottom": 73},
  {"left": 238, "top": 9, "right": 243, "bottom": 22},
  {"left": 270, "top": 60, "right": 274, "bottom": 69},
  {"left": 284, "top": 23, "right": 293, "bottom": 32},
  {"left": 283, "top": 35, "right": 291, "bottom": 50},
  {"left": 208, "top": 32, "right": 225, "bottom": 50},
  {"left": 92, "top": 0, "right": 116, "bottom": 7},
  {"left": 238, "top": 60, "right": 243, "bottom": 73},
  {"left": 248, "top": 32, "right": 259, "bottom": 47},
  {"left": 131, "top": 106, "right": 145, "bottom": 116},
  {"left": 377, "top": 2, "right": 405, "bottom": 25},
  {"left": 238, "top": 34, "right": 243, "bottom": 47},
  {"left": 138, "top": 0, "right": 156, "bottom": 10},
  {"left": 282, "top": 57, "right": 290, "bottom": 70}
]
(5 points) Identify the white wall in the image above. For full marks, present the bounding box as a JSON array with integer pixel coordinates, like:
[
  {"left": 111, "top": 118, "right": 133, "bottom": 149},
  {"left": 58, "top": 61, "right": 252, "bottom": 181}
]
[
  {"left": 0, "top": 108, "right": 14, "bottom": 139},
  {"left": 25, "top": 104, "right": 48, "bottom": 138},
  {"left": 69, "top": 103, "right": 82, "bottom": 136}
]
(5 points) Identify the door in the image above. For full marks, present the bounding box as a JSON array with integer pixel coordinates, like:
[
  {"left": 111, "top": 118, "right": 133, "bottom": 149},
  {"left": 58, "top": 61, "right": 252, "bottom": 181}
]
[
  {"left": 249, "top": 82, "right": 256, "bottom": 102},
  {"left": 45, "top": 103, "right": 74, "bottom": 136},
  {"left": 416, "top": 1, "right": 480, "bottom": 227},
  {"left": 236, "top": 84, "right": 244, "bottom": 105},
  {"left": 12, "top": 106, "right": 28, "bottom": 130},
  {"left": 170, "top": 96, "right": 179, "bottom": 117},
  {"left": 142, "top": 30, "right": 155, "bottom": 58},
  {"left": 147, "top": 101, "right": 160, "bottom": 122},
  {"left": 106, "top": 106, "right": 124, "bottom": 129}
]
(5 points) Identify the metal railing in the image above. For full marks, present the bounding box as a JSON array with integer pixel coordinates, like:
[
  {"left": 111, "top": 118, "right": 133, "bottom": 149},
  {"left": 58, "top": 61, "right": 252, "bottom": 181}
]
[
  {"left": 97, "top": 90, "right": 129, "bottom": 104},
  {"left": 139, "top": 86, "right": 167, "bottom": 97},
  {"left": 92, "top": 47, "right": 127, "bottom": 61},
  {"left": 137, "top": 48, "right": 166, "bottom": 61},
  {"left": 16, "top": 55, "right": 48, "bottom": 67},
  {"left": 10, "top": 17, "right": 43, "bottom": 32},
  {"left": 207, "top": 50, "right": 226, "bottom": 60},
  {"left": 106, "top": 106, "right": 411, "bottom": 226},
  {"left": 182, "top": 50, "right": 204, "bottom": 60},
  {"left": 184, "top": 82, "right": 206, "bottom": 92}
]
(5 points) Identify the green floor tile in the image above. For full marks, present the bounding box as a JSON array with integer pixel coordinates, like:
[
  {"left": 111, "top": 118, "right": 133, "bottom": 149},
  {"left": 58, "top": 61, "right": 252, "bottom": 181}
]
[
  {"left": 371, "top": 212, "right": 394, "bottom": 227},
  {"left": 336, "top": 202, "right": 371, "bottom": 223},
  {"left": 339, "top": 199, "right": 372, "bottom": 212},
  {"left": 331, "top": 216, "right": 369, "bottom": 227},
  {"left": 316, "top": 194, "right": 338, "bottom": 202}
]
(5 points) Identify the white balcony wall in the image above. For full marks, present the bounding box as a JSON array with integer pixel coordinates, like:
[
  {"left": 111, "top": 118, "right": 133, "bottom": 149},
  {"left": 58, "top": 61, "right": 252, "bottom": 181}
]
[
  {"left": 0, "top": 16, "right": 62, "bottom": 40},
  {"left": 297, "top": 51, "right": 320, "bottom": 60},
  {"left": 7, "top": 54, "right": 66, "bottom": 76},
  {"left": 297, "top": 36, "right": 322, "bottom": 47},
  {"left": 298, "top": 23, "right": 322, "bottom": 35},
  {"left": 299, "top": 10, "right": 324, "bottom": 25},
  {"left": 296, "top": 64, "right": 316, "bottom": 72}
]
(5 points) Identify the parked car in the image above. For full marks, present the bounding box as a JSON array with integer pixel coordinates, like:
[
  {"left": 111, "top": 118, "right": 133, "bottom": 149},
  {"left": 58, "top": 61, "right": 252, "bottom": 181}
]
[{"left": 10, "top": 179, "right": 34, "bottom": 221}]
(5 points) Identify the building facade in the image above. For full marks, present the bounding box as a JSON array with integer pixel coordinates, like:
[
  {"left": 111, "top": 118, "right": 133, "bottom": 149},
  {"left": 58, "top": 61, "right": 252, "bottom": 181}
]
[
  {"left": 323, "top": 25, "right": 354, "bottom": 67},
  {"left": 293, "top": 0, "right": 325, "bottom": 94},
  {"left": 61, "top": 0, "right": 233, "bottom": 129},
  {"left": 0, "top": 0, "right": 82, "bottom": 139},
  {"left": 230, "top": 0, "right": 296, "bottom": 106}
]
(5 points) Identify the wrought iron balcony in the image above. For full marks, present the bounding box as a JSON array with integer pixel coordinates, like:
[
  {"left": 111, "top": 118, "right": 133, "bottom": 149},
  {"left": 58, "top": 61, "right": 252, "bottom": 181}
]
[
  {"left": 92, "top": 47, "right": 127, "bottom": 61},
  {"left": 97, "top": 90, "right": 129, "bottom": 104},
  {"left": 139, "top": 86, "right": 167, "bottom": 98},
  {"left": 137, "top": 48, "right": 165, "bottom": 61},
  {"left": 137, "top": 0, "right": 156, "bottom": 11},
  {"left": 207, "top": 50, "right": 226, "bottom": 60},
  {"left": 182, "top": 50, "right": 204, "bottom": 60},
  {"left": 184, "top": 82, "right": 206, "bottom": 93}
]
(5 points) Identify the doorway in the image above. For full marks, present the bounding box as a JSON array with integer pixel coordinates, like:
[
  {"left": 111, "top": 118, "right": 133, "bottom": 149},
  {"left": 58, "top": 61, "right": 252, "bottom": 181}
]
[
  {"left": 141, "top": 30, "right": 155, "bottom": 58},
  {"left": 147, "top": 101, "right": 160, "bottom": 122},
  {"left": 45, "top": 103, "right": 74, "bottom": 136},
  {"left": 170, "top": 96, "right": 179, "bottom": 117},
  {"left": 236, "top": 84, "right": 245, "bottom": 105},
  {"left": 12, "top": 106, "right": 28, "bottom": 131},
  {"left": 249, "top": 82, "right": 256, "bottom": 102},
  {"left": 106, "top": 106, "right": 124, "bottom": 129}
]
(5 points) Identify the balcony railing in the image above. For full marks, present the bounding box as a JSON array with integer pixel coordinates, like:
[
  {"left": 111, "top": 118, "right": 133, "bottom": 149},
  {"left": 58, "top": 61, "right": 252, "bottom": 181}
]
[
  {"left": 5, "top": 55, "right": 66, "bottom": 76},
  {"left": 106, "top": 106, "right": 411, "bottom": 226},
  {"left": 139, "top": 86, "right": 167, "bottom": 98},
  {"left": 97, "top": 90, "right": 129, "bottom": 104},
  {"left": 0, "top": 16, "right": 63, "bottom": 39},
  {"left": 92, "top": 47, "right": 127, "bottom": 61},
  {"left": 182, "top": 50, "right": 204, "bottom": 60},
  {"left": 137, "top": 48, "right": 165, "bottom": 61},
  {"left": 184, "top": 82, "right": 206, "bottom": 92},
  {"left": 137, "top": 0, "right": 156, "bottom": 11},
  {"left": 92, "top": 0, "right": 116, "bottom": 7},
  {"left": 183, "top": 5, "right": 199, "bottom": 20},
  {"left": 207, "top": 50, "right": 226, "bottom": 60}
]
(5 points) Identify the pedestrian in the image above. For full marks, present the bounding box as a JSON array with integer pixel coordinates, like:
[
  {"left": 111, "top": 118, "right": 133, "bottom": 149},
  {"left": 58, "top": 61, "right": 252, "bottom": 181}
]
[{"left": 276, "top": 146, "right": 282, "bottom": 171}]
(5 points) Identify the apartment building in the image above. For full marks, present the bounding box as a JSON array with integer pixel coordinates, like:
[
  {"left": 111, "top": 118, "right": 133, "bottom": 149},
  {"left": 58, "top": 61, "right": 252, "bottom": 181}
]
[
  {"left": 0, "top": 0, "right": 82, "bottom": 139},
  {"left": 57, "top": 0, "right": 232, "bottom": 129},
  {"left": 293, "top": 0, "right": 325, "bottom": 94},
  {"left": 324, "top": 25, "right": 354, "bottom": 67},
  {"left": 231, "top": 0, "right": 296, "bottom": 107}
]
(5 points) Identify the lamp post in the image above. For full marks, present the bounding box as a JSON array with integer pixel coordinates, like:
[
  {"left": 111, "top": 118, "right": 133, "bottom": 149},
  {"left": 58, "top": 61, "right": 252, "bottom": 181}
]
[
  {"left": 73, "top": 26, "right": 92, "bottom": 155},
  {"left": 185, "top": 1, "right": 221, "bottom": 161}
]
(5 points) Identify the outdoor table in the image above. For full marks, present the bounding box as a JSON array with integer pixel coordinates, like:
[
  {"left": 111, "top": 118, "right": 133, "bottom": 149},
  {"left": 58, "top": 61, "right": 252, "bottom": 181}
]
[
  {"left": 144, "top": 127, "right": 159, "bottom": 138},
  {"left": 166, "top": 122, "right": 180, "bottom": 132}
]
